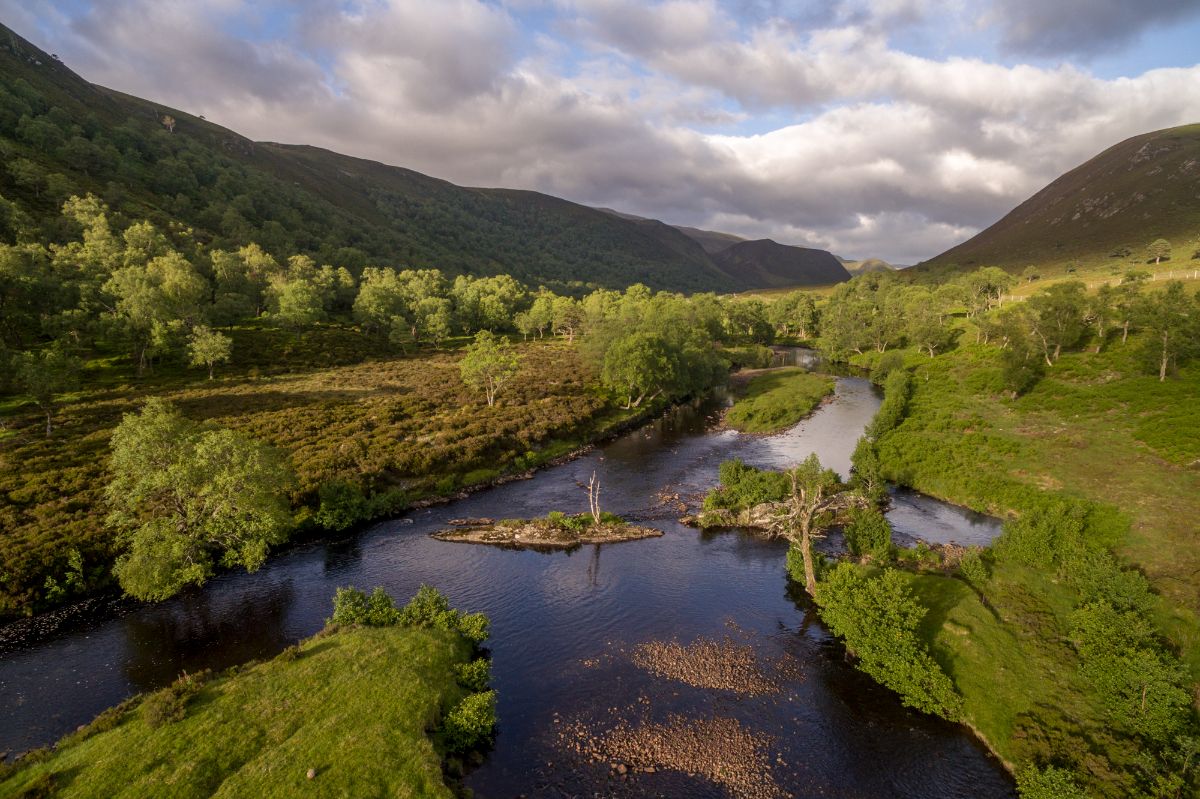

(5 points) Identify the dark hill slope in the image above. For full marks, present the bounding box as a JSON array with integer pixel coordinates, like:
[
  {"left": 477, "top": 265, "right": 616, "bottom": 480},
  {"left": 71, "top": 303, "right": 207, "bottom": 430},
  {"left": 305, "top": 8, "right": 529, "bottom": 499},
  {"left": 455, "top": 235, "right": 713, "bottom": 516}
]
[
  {"left": 713, "top": 238, "right": 852, "bottom": 287},
  {"left": 919, "top": 124, "right": 1200, "bottom": 274},
  {"left": 0, "top": 23, "right": 733, "bottom": 292}
]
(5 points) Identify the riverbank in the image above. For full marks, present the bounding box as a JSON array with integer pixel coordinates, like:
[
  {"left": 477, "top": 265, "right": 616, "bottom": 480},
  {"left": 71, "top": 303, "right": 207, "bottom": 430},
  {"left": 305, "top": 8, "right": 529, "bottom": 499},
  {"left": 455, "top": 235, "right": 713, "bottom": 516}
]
[
  {"left": 0, "top": 623, "right": 474, "bottom": 797},
  {"left": 724, "top": 367, "right": 835, "bottom": 433},
  {"left": 846, "top": 340, "right": 1200, "bottom": 798}
]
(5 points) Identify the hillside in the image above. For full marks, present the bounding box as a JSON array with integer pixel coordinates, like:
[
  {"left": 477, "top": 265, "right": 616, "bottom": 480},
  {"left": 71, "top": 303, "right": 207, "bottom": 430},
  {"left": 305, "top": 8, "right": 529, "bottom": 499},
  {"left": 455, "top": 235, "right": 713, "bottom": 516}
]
[
  {"left": 0, "top": 23, "right": 735, "bottom": 293},
  {"left": 919, "top": 124, "right": 1200, "bottom": 275},
  {"left": 711, "top": 238, "right": 852, "bottom": 287},
  {"left": 598, "top": 210, "right": 853, "bottom": 288},
  {"left": 842, "top": 257, "right": 902, "bottom": 275}
]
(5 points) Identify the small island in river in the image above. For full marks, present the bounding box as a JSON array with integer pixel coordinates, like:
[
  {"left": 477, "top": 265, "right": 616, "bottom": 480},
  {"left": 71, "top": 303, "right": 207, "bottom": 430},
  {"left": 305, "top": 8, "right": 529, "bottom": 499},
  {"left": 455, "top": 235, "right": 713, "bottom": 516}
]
[{"left": 433, "top": 512, "right": 662, "bottom": 549}]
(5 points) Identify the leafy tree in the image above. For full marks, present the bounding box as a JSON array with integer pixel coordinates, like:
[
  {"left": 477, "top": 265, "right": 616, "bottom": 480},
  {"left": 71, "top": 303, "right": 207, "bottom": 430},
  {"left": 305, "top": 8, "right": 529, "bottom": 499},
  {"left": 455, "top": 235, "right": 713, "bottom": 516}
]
[
  {"left": 271, "top": 276, "right": 326, "bottom": 328},
  {"left": 102, "top": 250, "right": 209, "bottom": 374},
  {"left": 1021, "top": 265, "right": 1040, "bottom": 284},
  {"left": 413, "top": 296, "right": 454, "bottom": 346},
  {"left": 600, "top": 331, "right": 675, "bottom": 408},
  {"left": 768, "top": 290, "right": 819, "bottom": 339},
  {"left": 459, "top": 330, "right": 520, "bottom": 406},
  {"left": 552, "top": 295, "right": 585, "bottom": 342},
  {"left": 15, "top": 343, "right": 80, "bottom": 436},
  {"left": 817, "top": 563, "right": 963, "bottom": 720},
  {"left": 105, "top": 399, "right": 295, "bottom": 600},
  {"left": 1134, "top": 281, "right": 1198, "bottom": 381},
  {"left": 844, "top": 504, "right": 893, "bottom": 560},
  {"left": 903, "top": 286, "right": 953, "bottom": 357},
  {"left": 849, "top": 436, "right": 887, "bottom": 503},
  {"left": 1025, "top": 281, "right": 1088, "bottom": 364},
  {"left": 958, "top": 267, "right": 1014, "bottom": 317},
  {"left": 526, "top": 293, "right": 556, "bottom": 338},
  {"left": 187, "top": 325, "right": 232, "bottom": 379},
  {"left": 1114, "top": 271, "right": 1149, "bottom": 343},
  {"left": 1147, "top": 238, "right": 1171, "bottom": 265},
  {"left": 1084, "top": 284, "right": 1117, "bottom": 352}
]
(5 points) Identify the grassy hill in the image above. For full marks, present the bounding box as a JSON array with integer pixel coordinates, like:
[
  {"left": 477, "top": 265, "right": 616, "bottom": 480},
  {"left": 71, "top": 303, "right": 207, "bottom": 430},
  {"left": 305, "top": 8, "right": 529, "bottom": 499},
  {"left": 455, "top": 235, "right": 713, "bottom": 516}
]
[
  {"left": 0, "top": 23, "right": 736, "bottom": 293},
  {"left": 917, "top": 124, "right": 1200, "bottom": 277},
  {"left": 0, "top": 617, "right": 479, "bottom": 798}
]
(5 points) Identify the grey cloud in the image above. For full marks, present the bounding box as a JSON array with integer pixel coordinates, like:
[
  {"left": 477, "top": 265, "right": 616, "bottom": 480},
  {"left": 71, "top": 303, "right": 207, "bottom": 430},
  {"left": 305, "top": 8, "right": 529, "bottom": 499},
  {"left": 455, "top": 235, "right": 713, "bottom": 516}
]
[{"left": 990, "top": 0, "right": 1200, "bottom": 57}]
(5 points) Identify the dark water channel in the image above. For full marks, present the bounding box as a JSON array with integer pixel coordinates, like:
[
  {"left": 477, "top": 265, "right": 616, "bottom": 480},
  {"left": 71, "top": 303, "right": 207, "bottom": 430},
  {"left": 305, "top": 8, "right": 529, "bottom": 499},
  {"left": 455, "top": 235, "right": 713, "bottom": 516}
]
[{"left": 0, "top": 356, "right": 1014, "bottom": 797}]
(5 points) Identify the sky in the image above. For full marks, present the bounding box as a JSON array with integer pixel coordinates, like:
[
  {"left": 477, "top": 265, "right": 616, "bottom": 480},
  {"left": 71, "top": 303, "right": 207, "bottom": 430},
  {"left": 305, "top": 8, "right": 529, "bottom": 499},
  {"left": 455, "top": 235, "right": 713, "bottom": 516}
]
[{"left": 7, "top": 0, "right": 1200, "bottom": 263}]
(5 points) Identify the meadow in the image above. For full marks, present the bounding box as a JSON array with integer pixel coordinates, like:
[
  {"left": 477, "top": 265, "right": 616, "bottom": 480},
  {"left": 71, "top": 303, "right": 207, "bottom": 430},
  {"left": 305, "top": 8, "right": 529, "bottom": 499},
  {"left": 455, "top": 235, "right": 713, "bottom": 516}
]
[
  {"left": 724, "top": 367, "right": 834, "bottom": 433},
  {"left": 0, "top": 327, "right": 634, "bottom": 617}
]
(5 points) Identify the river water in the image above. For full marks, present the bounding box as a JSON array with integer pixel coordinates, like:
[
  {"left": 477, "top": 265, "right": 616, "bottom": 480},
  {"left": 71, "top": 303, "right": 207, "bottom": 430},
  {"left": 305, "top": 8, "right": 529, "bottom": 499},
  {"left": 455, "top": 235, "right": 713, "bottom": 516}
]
[{"left": 0, "top": 366, "right": 1014, "bottom": 797}]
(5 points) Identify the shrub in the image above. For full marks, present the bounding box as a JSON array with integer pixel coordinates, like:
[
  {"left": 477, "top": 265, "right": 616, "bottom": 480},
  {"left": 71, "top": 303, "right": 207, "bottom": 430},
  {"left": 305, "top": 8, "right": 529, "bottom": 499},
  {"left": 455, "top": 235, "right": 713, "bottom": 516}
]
[
  {"left": 399, "top": 584, "right": 491, "bottom": 644},
  {"left": 993, "top": 498, "right": 1089, "bottom": 570},
  {"left": 865, "top": 369, "right": 912, "bottom": 440},
  {"left": 142, "top": 671, "right": 209, "bottom": 729},
  {"left": 703, "top": 458, "right": 790, "bottom": 511},
  {"left": 817, "top": 564, "right": 962, "bottom": 720},
  {"left": 329, "top": 586, "right": 401, "bottom": 627},
  {"left": 454, "top": 658, "right": 491, "bottom": 692},
  {"left": 844, "top": 505, "right": 892, "bottom": 560},
  {"left": 315, "top": 480, "right": 369, "bottom": 531},
  {"left": 873, "top": 350, "right": 905, "bottom": 385},
  {"left": 1015, "top": 764, "right": 1089, "bottom": 799},
  {"left": 442, "top": 690, "right": 497, "bottom": 753},
  {"left": 958, "top": 547, "right": 989, "bottom": 584}
]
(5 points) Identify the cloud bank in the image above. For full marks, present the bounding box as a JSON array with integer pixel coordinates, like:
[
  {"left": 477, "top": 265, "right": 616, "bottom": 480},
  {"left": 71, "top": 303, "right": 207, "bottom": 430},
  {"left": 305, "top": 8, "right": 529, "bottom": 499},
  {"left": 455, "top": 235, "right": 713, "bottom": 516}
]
[{"left": 8, "top": 0, "right": 1200, "bottom": 263}]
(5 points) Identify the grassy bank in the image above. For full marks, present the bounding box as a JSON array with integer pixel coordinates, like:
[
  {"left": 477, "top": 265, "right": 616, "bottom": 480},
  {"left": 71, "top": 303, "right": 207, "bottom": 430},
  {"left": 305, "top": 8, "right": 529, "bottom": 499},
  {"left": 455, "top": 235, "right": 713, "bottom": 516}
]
[
  {"left": 0, "top": 623, "right": 473, "bottom": 798},
  {"left": 725, "top": 367, "right": 834, "bottom": 433},
  {"left": 0, "top": 328, "right": 626, "bottom": 617},
  {"left": 844, "top": 338, "right": 1200, "bottom": 796}
]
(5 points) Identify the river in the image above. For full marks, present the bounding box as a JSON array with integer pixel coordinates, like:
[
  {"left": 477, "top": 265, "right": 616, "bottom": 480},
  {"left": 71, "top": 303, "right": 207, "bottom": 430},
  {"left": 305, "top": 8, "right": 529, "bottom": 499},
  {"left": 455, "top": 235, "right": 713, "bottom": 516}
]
[{"left": 0, "top": 365, "right": 1014, "bottom": 797}]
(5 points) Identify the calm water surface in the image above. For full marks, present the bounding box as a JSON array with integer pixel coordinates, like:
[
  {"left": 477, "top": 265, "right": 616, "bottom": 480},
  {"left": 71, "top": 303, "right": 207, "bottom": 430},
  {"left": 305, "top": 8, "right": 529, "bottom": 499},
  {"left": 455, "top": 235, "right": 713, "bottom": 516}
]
[{"left": 0, "top": 365, "right": 1013, "bottom": 797}]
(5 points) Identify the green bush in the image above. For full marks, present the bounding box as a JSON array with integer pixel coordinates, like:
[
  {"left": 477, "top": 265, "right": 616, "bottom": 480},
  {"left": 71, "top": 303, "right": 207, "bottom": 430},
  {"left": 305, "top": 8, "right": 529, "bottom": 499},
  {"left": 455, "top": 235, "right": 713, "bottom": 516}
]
[
  {"left": 398, "top": 584, "right": 491, "bottom": 644},
  {"left": 442, "top": 690, "right": 497, "bottom": 753},
  {"left": 142, "top": 671, "right": 209, "bottom": 729},
  {"left": 330, "top": 586, "right": 401, "bottom": 627},
  {"left": 1016, "top": 765, "right": 1089, "bottom": 799},
  {"left": 315, "top": 480, "right": 369, "bottom": 531},
  {"left": 453, "top": 658, "right": 491, "bottom": 692},
  {"left": 703, "top": 458, "right": 790, "bottom": 511},
  {"left": 873, "top": 350, "right": 905, "bottom": 385},
  {"left": 844, "top": 505, "right": 892, "bottom": 560},
  {"left": 865, "top": 369, "right": 912, "bottom": 440},
  {"left": 817, "top": 563, "right": 963, "bottom": 720},
  {"left": 958, "top": 547, "right": 989, "bottom": 584}
]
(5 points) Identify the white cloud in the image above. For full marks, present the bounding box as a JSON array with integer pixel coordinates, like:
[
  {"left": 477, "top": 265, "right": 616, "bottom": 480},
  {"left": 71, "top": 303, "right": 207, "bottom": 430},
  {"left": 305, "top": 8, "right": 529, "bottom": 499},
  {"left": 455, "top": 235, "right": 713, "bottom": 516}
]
[{"left": 9, "top": 0, "right": 1200, "bottom": 264}]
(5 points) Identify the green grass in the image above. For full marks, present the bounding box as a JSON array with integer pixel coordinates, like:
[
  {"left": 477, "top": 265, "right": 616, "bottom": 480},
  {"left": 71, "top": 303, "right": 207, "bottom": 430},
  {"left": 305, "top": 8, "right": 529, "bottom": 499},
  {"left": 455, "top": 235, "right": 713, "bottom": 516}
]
[
  {"left": 854, "top": 336, "right": 1200, "bottom": 795},
  {"left": 0, "top": 624, "right": 471, "bottom": 798},
  {"left": 725, "top": 368, "right": 834, "bottom": 433}
]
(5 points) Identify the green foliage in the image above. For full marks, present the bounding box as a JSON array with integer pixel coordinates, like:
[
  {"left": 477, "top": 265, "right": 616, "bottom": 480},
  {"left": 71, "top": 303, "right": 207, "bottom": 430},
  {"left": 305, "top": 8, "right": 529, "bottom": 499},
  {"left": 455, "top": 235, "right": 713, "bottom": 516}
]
[
  {"left": 993, "top": 498, "right": 1090, "bottom": 570},
  {"left": 1016, "top": 765, "right": 1090, "bottom": 799},
  {"left": 817, "top": 563, "right": 964, "bottom": 720},
  {"left": 849, "top": 436, "right": 888, "bottom": 502},
  {"left": 703, "top": 458, "right": 790, "bottom": 511},
  {"left": 14, "top": 343, "right": 80, "bottom": 435},
  {"left": 442, "top": 690, "right": 497, "bottom": 754},
  {"left": 844, "top": 505, "right": 893, "bottom": 560},
  {"left": 398, "top": 585, "right": 491, "bottom": 644},
  {"left": 459, "top": 330, "right": 520, "bottom": 406},
  {"left": 315, "top": 480, "right": 370, "bottom": 531},
  {"left": 453, "top": 658, "right": 491, "bottom": 693},
  {"left": 186, "top": 325, "right": 232, "bottom": 379},
  {"left": 105, "top": 399, "right": 296, "bottom": 601},
  {"left": 865, "top": 369, "right": 912, "bottom": 440},
  {"left": 724, "top": 368, "right": 834, "bottom": 433},
  {"left": 958, "top": 547, "right": 989, "bottom": 584},
  {"left": 330, "top": 586, "right": 402, "bottom": 627}
]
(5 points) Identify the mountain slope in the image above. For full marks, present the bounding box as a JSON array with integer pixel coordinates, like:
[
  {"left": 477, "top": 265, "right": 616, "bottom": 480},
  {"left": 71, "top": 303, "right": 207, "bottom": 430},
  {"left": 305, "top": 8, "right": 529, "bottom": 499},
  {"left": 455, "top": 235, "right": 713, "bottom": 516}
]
[
  {"left": 0, "top": 23, "right": 735, "bottom": 293},
  {"left": 919, "top": 124, "right": 1200, "bottom": 273},
  {"left": 712, "top": 239, "right": 852, "bottom": 288}
]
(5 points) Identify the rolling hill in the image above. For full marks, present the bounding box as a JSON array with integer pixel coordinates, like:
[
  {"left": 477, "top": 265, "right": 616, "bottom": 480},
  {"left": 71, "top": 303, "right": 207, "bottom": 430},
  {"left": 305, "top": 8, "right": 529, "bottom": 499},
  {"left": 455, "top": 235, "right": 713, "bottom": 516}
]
[
  {"left": 918, "top": 124, "right": 1200, "bottom": 274},
  {"left": 0, "top": 23, "right": 743, "bottom": 293},
  {"left": 597, "top": 210, "right": 852, "bottom": 288}
]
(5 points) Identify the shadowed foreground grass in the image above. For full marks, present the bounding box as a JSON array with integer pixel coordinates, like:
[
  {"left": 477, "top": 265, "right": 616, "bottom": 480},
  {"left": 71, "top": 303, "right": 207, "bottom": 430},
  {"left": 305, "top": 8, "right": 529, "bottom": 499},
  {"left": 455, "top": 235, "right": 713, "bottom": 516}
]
[
  {"left": 725, "top": 367, "right": 834, "bottom": 433},
  {"left": 0, "top": 625, "right": 470, "bottom": 798}
]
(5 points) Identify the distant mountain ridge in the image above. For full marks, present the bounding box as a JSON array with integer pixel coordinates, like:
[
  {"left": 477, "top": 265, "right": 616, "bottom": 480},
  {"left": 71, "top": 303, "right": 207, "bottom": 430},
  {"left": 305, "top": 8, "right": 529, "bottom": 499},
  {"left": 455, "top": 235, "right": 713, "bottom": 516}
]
[
  {"left": 596, "top": 209, "right": 852, "bottom": 288},
  {"left": 0, "top": 22, "right": 840, "bottom": 294},
  {"left": 919, "top": 124, "right": 1200, "bottom": 273}
]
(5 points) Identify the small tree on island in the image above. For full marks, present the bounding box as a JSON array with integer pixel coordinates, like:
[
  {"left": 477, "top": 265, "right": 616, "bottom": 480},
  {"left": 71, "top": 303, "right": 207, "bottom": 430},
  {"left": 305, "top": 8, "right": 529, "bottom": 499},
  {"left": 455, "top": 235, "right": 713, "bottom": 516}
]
[
  {"left": 1147, "top": 238, "right": 1172, "bottom": 265},
  {"left": 459, "top": 330, "right": 520, "bottom": 407},
  {"left": 188, "top": 325, "right": 232, "bottom": 379}
]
